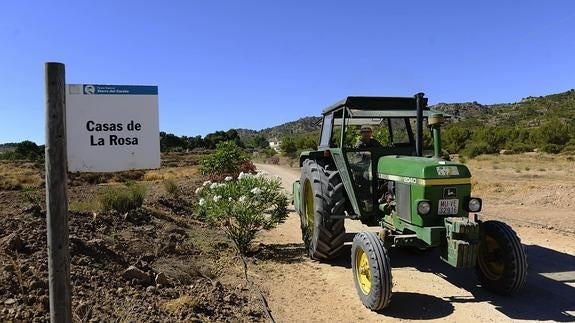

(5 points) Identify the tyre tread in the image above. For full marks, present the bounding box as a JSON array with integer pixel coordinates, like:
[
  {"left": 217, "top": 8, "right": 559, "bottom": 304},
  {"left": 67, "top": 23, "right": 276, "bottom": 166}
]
[{"left": 299, "top": 159, "right": 346, "bottom": 260}]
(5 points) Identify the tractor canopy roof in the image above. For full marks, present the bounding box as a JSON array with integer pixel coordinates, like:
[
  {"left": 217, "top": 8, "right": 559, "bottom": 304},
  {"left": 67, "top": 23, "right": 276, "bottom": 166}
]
[
  {"left": 321, "top": 95, "right": 441, "bottom": 126},
  {"left": 322, "top": 96, "right": 429, "bottom": 116}
]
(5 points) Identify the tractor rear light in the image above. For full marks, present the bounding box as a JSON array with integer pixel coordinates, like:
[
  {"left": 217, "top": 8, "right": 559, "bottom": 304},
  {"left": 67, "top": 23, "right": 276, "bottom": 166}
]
[
  {"left": 466, "top": 198, "right": 482, "bottom": 212},
  {"left": 417, "top": 200, "right": 431, "bottom": 215}
]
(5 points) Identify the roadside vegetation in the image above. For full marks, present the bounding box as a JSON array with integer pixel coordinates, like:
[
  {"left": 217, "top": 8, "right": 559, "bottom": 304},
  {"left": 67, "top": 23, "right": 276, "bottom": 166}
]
[
  {"left": 1, "top": 89, "right": 573, "bottom": 190},
  {"left": 98, "top": 182, "right": 147, "bottom": 214},
  {"left": 442, "top": 117, "right": 574, "bottom": 158},
  {"left": 196, "top": 141, "right": 289, "bottom": 253}
]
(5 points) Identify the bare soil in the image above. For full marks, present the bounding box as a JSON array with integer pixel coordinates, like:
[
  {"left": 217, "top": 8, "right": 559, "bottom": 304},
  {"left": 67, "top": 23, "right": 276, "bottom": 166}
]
[
  {"left": 0, "top": 179, "right": 264, "bottom": 322},
  {"left": 253, "top": 155, "right": 575, "bottom": 323}
]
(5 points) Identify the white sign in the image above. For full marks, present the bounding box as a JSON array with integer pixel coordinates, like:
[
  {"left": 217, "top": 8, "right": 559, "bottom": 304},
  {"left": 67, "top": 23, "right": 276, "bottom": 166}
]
[{"left": 66, "top": 84, "right": 160, "bottom": 172}]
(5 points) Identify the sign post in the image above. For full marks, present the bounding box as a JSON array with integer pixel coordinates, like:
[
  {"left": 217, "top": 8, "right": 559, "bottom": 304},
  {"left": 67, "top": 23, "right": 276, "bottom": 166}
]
[{"left": 45, "top": 62, "right": 72, "bottom": 322}]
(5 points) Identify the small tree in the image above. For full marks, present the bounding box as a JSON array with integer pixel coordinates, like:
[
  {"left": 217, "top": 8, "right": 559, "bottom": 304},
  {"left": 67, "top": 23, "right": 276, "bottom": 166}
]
[
  {"left": 536, "top": 118, "right": 570, "bottom": 151},
  {"left": 14, "top": 140, "right": 43, "bottom": 161},
  {"left": 194, "top": 172, "right": 288, "bottom": 254},
  {"left": 443, "top": 124, "right": 472, "bottom": 154},
  {"left": 281, "top": 136, "right": 298, "bottom": 157},
  {"left": 200, "top": 141, "right": 248, "bottom": 176}
]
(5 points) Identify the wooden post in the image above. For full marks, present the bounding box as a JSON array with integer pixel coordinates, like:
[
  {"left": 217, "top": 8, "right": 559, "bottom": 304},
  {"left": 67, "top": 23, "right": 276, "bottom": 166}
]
[{"left": 45, "top": 62, "right": 72, "bottom": 322}]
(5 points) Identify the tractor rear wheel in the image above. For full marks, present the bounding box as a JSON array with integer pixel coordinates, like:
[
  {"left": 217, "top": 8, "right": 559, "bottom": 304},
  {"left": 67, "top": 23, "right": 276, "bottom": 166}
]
[
  {"left": 351, "top": 232, "right": 392, "bottom": 311},
  {"left": 476, "top": 220, "right": 527, "bottom": 295},
  {"left": 300, "top": 159, "right": 346, "bottom": 260}
]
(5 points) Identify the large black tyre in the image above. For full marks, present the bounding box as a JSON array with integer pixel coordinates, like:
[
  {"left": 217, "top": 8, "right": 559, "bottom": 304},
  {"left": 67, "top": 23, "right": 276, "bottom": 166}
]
[
  {"left": 476, "top": 220, "right": 527, "bottom": 295},
  {"left": 299, "top": 159, "right": 346, "bottom": 260},
  {"left": 351, "top": 232, "right": 392, "bottom": 311}
]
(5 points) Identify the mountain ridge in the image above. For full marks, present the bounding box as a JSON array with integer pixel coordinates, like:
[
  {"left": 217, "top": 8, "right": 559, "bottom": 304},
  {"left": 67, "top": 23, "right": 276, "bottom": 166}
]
[{"left": 238, "top": 89, "right": 575, "bottom": 140}]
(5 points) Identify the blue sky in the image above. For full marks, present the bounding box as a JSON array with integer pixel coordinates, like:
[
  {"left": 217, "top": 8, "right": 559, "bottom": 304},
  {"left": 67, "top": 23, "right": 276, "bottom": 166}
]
[{"left": 1, "top": 1, "right": 574, "bottom": 144}]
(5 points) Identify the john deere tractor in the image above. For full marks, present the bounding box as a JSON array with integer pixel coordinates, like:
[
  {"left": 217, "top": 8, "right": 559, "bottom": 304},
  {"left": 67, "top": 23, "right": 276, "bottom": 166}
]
[{"left": 292, "top": 93, "right": 527, "bottom": 310}]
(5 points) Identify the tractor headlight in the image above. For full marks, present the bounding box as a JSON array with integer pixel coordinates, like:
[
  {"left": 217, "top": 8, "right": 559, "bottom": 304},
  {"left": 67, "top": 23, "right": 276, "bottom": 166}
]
[
  {"left": 467, "top": 198, "right": 482, "bottom": 212},
  {"left": 417, "top": 200, "right": 431, "bottom": 215}
]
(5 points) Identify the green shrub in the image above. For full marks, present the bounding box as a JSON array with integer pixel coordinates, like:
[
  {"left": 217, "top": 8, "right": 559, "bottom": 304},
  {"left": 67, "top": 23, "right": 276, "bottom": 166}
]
[
  {"left": 261, "top": 147, "right": 277, "bottom": 158},
  {"left": 280, "top": 136, "right": 298, "bottom": 157},
  {"left": 536, "top": 118, "right": 570, "bottom": 146},
  {"left": 542, "top": 144, "right": 563, "bottom": 154},
  {"left": 99, "top": 182, "right": 146, "bottom": 213},
  {"left": 443, "top": 124, "right": 472, "bottom": 153},
  {"left": 560, "top": 139, "right": 575, "bottom": 155},
  {"left": 509, "top": 142, "right": 534, "bottom": 153},
  {"left": 163, "top": 179, "right": 179, "bottom": 198},
  {"left": 200, "top": 141, "right": 249, "bottom": 176},
  {"left": 194, "top": 172, "right": 288, "bottom": 254},
  {"left": 462, "top": 141, "right": 491, "bottom": 158}
]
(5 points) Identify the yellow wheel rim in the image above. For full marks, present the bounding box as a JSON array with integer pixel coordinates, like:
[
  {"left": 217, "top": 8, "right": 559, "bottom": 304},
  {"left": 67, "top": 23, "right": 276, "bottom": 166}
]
[
  {"left": 303, "top": 180, "right": 314, "bottom": 236},
  {"left": 478, "top": 235, "right": 505, "bottom": 280},
  {"left": 356, "top": 248, "right": 372, "bottom": 294}
]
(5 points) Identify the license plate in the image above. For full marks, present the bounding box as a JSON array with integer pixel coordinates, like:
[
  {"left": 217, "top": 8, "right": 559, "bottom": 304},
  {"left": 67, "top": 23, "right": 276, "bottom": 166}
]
[{"left": 438, "top": 199, "right": 458, "bottom": 215}]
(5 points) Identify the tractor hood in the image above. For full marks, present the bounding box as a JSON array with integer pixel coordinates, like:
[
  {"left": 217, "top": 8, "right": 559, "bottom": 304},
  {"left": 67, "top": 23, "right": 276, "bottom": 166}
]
[{"left": 377, "top": 156, "right": 471, "bottom": 182}]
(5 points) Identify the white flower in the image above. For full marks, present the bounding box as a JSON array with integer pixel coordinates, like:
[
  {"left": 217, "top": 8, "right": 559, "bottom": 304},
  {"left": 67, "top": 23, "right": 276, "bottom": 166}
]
[
  {"left": 250, "top": 187, "right": 262, "bottom": 195},
  {"left": 228, "top": 197, "right": 233, "bottom": 202},
  {"left": 225, "top": 176, "right": 233, "bottom": 182},
  {"left": 239, "top": 172, "right": 253, "bottom": 179},
  {"left": 198, "top": 198, "right": 206, "bottom": 206},
  {"left": 213, "top": 195, "right": 221, "bottom": 202},
  {"left": 239, "top": 196, "right": 247, "bottom": 203},
  {"left": 256, "top": 171, "right": 268, "bottom": 178},
  {"left": 195, "top": 187, "right": 203, "bottom": 194},
  {"left": 210, "top": 182, "right": 218, "bottom": 189},
  {"left": 203, "top": 180, "right": 211, "bottom": 187}
]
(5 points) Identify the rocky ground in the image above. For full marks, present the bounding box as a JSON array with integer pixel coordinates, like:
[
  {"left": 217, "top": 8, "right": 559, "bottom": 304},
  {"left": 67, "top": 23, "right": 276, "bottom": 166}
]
[{"left": 0, "top": 179, "right": 266, "bottom": 322}]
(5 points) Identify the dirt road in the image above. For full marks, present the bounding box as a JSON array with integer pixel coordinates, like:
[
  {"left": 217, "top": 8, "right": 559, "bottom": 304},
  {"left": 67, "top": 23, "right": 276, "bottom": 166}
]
[{"left": 253, "top": 163, "right": 575, "bottom": 322}]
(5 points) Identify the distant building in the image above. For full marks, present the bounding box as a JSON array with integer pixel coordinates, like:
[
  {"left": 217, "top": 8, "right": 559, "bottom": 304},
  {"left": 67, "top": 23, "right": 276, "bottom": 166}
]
[{"left": 268, "top": 138, "right": 282, "bottom": 152}]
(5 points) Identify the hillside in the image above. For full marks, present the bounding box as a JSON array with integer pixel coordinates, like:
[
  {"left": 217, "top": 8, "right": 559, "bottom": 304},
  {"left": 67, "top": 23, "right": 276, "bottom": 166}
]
[
  {"left": 236, "top": 116, "right": 321, "bottom": 142},
  {"left": 239, "top": 90, "right": 575, "bottom": 141},
  {"left": 0, "top": 143, "right": 17, "bottom": 153},
  {"left": 432, "top": 89, "right": 575, "bottom": 127}
]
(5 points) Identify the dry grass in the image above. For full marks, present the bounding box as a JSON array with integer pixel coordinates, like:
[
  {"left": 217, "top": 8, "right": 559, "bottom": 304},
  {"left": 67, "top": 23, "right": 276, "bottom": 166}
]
[
  {"left": 0, "top": 153, "right": 201, "bottom": 190},
  {"left": 0, "top": 161, "right": 43, "bottom": 190},
  {"left": 143, "top": 166, "right": 199, "bottom": 182},
  {"left": 162, "top": 295, "right": 199, "bottom": 313},
  {"left": 467, "top": 153, "right": 574, "bottom": 178},
  {"left": 467, "top": 153, "right": 575, "bottom": 208},
  {"left": 69, "top": 198, "right": 101, "bottom": 213}
]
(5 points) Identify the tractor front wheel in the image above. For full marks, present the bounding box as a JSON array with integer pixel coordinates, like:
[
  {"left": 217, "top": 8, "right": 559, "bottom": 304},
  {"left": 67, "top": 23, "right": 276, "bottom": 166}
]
[
  {"left": 351, "top": 232, "right": 392, "bottom": 311},
  {"left": 476, "top": 220, "right": 527, "bottom": 295}
]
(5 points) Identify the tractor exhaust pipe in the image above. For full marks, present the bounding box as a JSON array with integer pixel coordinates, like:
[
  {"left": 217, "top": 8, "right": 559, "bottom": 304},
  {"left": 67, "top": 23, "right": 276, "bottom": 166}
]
[
  {"left": 429, "top": 114, "right": 444, "bottom": 158},
  {"left": 415, "top": 93, "right": 425, "bottom": 157}
]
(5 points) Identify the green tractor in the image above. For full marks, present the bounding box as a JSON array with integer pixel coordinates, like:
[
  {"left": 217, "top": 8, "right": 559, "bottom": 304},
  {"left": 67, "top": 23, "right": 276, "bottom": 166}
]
[{"left": 292, "top": 93, "right": 527, "bottom": 310}]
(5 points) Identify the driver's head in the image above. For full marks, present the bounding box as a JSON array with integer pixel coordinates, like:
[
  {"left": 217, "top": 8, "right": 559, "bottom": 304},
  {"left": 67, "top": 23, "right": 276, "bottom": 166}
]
[{"left": 360, "top": 125, "right": 373, "bottom": 141}]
